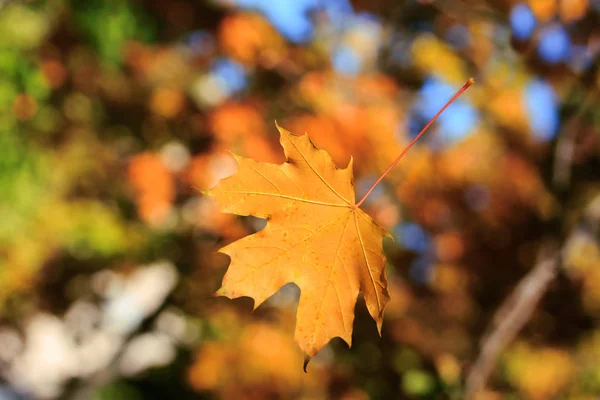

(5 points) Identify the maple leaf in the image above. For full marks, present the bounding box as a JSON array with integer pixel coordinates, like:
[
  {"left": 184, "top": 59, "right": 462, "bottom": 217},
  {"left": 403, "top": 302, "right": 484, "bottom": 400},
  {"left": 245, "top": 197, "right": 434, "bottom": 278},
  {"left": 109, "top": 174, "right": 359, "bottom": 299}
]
[
  {"left": 208, "top": 123, "right": 390, "bottom": 366},
  {"left": 207, "top": 79, "right": 474, "bottom": 368}
]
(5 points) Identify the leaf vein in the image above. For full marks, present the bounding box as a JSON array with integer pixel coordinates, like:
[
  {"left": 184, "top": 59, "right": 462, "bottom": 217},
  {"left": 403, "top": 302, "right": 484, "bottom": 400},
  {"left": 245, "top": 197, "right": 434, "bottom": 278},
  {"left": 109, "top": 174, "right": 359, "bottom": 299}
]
[
  {"left": 354, "top": 212, "right": 382, "bottom": 309},
  {"left": 246, "top": 161, "right": 283, "bottom": 193},
  {"left": 218, "top": 191, "right": 349, "bottom": 207},
  {"left": 287, "top": 135, "right": 351, "bottom": 205}
]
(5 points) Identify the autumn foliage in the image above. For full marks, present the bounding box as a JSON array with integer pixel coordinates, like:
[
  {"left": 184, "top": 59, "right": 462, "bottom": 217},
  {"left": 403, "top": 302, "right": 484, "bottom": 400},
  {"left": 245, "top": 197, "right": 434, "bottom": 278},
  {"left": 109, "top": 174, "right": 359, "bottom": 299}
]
[
  {"left": 2, "top": 0, "right": 600, "bottom": 399},
  {"left": 209, "top": 125, "right": 390, "bottom": 364}
]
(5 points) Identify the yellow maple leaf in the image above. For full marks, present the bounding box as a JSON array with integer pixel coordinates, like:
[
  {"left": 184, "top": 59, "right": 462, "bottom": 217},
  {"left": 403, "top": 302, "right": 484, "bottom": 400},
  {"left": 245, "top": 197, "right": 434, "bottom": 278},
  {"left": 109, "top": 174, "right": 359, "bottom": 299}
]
[
  {"left": 207, "top": 79, "right": 474, "bottom": 368},
  {"left": 208, "top": 123, "right": 390, "bottom": 366}
]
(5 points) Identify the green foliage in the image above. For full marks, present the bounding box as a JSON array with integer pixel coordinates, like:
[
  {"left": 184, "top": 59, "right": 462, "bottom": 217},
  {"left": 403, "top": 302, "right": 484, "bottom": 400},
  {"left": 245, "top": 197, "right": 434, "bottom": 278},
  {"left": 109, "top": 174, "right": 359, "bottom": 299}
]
[{"left": 71, "top": 0, "right": 156, "bottom": 65}]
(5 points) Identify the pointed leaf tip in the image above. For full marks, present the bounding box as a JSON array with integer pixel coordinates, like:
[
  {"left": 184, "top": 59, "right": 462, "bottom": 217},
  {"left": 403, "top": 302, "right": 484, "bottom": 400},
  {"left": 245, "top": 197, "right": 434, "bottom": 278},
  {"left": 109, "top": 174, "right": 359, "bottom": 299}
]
[
  {"left": 377, "top": 319, "right": 384, "bottom": 336},
  {"left": 193, "top": 185, "right": 210, "bottom": 195},
  {"left": 276, "top": 121, "right": 296, "bottom": 138},
  {"left": 274, "top": 120, "right": 287, "bottom": 134},
  {"left": 346, "top": 155, "right": 354, "bottom": 172},
  {"left": 303, "top": 356, "right": 311, "bottom": 373}
]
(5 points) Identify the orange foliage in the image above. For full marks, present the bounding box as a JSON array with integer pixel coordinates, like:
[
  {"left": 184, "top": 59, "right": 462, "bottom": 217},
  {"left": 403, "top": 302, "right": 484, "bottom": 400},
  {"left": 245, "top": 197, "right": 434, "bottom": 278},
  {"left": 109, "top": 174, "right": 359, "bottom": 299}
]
[
  {"left": 394, "top": 149, "right": 437, "bottom": 207},
  {"left": 210, "top": 102, "right": 266, "bottom": 141},
  {"left": 292, "top": 72, "right": 403, "bottom": 173},
  {"left": 188, "top": 321, "right": 311, "bottom": 399},
  {"left": 209, "top": 102, "right": 282, "bottom": 163},
  {"left": 559, "top": 0, "right": 588, "bottom": 22},
  {"left": 487, "top": 88, "right": 529, "bottom": 134},
  {"left": 438, "top": 130, "right": 504, "bottom": 186},
  {"left": 150, "top": 87, "right": 185, "bottom": 118},
  {"left": 420, "top": 198, "right": 452, "bottom": 228},
  {"left": 128, "top": 152, "right": 175, "bottom": 224},
  {"left": 182, "top": 155, "right": 212, "bottom": 192},
  {"left": 124, "top": 41, "right": 156, "bottom": 77},
  {"left": 434, "top": 232, "right": 465, "bottom": 263},
  {"left": 219, "top": 12, "right": 285, "bottom": 67},
  {"left": 284, "top": 114, "right": 351, "bottom": 166},
  {"left": 528, "top": 0, "right": 558, "bottom": 22},
  {"left": 297, "top": 72, "right": 400, "bottom": 115},
  {"left": 6, "top": 0, "right": 600, "bottom": 398},
  {"left": 500, "top": 154, "right": 552, "bottom": 214},
  {"left": 181, "top": 151, "right": 248, "bottom": 239}
]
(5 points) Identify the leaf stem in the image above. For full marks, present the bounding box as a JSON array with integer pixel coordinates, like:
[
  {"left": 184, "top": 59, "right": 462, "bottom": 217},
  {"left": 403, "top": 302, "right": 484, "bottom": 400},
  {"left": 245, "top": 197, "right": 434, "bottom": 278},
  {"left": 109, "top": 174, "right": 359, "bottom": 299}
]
[{"left": 355, "top": 78, "right": 475, "bottom": 208}]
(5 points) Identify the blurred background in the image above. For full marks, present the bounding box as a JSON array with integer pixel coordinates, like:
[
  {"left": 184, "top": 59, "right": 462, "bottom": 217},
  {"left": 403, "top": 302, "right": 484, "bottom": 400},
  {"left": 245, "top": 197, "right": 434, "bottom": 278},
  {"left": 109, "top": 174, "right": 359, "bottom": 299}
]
[{"left": 0, "top": 0, "right": 599, "bottom": 398}]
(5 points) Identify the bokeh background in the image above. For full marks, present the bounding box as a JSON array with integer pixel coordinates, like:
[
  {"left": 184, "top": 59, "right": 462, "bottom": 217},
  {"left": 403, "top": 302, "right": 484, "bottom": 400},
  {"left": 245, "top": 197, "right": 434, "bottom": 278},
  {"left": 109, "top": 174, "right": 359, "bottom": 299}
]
[{"left": 1, "top": 0, "right": 600, "bottom": 398}]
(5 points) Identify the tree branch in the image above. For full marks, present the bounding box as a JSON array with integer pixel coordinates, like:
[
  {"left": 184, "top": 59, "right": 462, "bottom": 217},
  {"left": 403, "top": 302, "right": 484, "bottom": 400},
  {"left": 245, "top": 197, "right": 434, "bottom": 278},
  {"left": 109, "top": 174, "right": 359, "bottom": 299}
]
[{"left": 464, "top": 241, "right": 560, "bottom": 399}]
